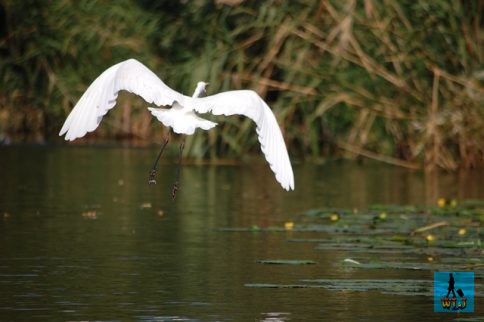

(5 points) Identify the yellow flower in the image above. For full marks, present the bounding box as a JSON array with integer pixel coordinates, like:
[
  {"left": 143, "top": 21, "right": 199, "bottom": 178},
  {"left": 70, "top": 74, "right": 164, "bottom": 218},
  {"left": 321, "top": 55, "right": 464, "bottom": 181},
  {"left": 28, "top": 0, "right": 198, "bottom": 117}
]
[
  {"left": 450, "top": 199, "right": 458, "bottom": 208},
  {"left": 458, "top": 228, "right": 466, "bottom": 236},
  {"left": 437, "top": 198, "right": 446, "bottom": 208},
  {"left": 330, "top": 214, "right": 340, "bottom": 222},
  {"left": 379, "top": 212, "right": 387, "bottom": 220},
  {"left": 284, "top": 221, "right": 294, "bottom": 230},
  {"left": 426, "top": 234, "right": 435, "bottom": 242},
  {"left": 81, "top": 210, "right": 97, "bottom": 219}
]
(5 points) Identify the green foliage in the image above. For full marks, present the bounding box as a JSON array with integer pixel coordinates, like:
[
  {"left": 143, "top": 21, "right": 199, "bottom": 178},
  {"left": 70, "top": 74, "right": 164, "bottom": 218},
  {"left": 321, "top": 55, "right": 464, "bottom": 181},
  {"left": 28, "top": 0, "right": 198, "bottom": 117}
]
[
  {"left": 0, "top": 0, "right": 482, "bottom": 169},
  {"left": 0, "top": 0, "right": 160, "bottom": 134}
]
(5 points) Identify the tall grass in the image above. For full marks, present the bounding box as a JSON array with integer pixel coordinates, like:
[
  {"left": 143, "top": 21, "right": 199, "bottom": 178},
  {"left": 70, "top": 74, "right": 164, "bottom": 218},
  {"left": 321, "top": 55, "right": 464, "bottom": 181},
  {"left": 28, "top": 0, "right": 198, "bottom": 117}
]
[{"left": 1, "top": 0, "right": 482, "bottom": 169}]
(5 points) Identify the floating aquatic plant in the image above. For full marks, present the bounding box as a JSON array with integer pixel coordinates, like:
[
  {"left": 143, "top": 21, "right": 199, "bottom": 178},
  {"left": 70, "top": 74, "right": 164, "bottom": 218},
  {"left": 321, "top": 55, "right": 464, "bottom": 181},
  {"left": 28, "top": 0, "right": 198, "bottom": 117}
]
[
  {"left": 257, "top": 259, "right": 316, "bottom": 265},
  {"left": 236, "top": 202, "right": 482, "bottom": 298}
]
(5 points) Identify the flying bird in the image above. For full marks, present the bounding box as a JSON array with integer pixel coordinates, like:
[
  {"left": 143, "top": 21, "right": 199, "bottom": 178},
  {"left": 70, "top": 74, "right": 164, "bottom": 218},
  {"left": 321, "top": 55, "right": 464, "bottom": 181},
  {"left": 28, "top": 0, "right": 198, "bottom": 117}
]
[{"left": 59, "top": 59, "right": 294, "bottom": 196}]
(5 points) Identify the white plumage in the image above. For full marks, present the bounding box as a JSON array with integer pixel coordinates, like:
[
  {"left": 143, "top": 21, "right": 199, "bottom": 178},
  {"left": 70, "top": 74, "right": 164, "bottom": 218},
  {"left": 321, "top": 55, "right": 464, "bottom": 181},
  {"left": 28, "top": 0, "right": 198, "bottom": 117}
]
[{"left": 59, "top": 58, "right": 294, "bottom": 191}]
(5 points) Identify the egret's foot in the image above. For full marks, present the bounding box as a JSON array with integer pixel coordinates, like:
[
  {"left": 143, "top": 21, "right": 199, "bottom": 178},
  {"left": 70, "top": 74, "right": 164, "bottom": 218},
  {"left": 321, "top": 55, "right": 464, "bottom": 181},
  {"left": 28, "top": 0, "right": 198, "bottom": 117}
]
[
  {"left": 149, "top": 138, "right": 169, "bottom": 185},
  {"left": 172, "top": 182, "right": 179, "bottom": 200},
  {"left": 148, "top": 169, "right": 157, "bottom": 185}
]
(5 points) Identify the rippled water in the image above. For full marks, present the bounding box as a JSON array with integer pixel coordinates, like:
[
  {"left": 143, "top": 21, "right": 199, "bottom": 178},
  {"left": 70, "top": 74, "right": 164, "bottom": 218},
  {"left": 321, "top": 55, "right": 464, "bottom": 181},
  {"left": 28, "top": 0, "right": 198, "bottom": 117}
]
[{"left": 0, "top": 146, "right": 482, "bottom": 321}]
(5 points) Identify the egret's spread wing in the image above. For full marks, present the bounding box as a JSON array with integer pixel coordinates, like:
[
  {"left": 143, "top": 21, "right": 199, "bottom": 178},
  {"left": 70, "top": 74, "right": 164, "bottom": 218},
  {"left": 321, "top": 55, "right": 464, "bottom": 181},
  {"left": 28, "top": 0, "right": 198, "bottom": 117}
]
[
  {"left": 59, "top": 59, "right": 186, "bottom": 141},
  {"left": 191, "top": 90, "right": 294, "bottom": 191}
]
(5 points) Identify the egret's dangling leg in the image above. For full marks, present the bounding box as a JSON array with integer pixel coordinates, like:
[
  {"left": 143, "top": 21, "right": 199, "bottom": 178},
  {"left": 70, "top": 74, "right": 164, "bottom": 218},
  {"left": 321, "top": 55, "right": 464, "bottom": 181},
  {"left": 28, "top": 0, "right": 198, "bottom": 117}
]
[
  {"left": 172, "top": 141, "right": 185, "bottom": 200},
  {"left": 148, "top": 137, "right": 169, "bottom": 184}
]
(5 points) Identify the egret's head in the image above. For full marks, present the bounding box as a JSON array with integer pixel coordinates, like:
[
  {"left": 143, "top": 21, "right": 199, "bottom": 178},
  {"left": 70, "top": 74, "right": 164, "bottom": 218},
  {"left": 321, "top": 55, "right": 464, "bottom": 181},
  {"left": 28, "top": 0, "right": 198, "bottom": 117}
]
[
  {"left": 197, "top": 81, "right": 209, "bottom": 89},
  {"left": 193, "top": 81, "right": 209, "bottom": 98}
]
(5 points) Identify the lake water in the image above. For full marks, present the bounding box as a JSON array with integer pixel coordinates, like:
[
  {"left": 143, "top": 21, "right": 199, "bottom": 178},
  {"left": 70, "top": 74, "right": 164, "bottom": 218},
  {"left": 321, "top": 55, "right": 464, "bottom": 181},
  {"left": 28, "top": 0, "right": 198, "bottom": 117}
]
[{"left": 0, "top": 146, "right": 482, "bottom": 321}]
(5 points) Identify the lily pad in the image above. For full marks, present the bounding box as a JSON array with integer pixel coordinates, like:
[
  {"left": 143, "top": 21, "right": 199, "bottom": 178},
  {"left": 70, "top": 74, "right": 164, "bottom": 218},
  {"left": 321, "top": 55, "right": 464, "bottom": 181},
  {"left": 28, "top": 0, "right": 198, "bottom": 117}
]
[
  {"left": 316, "top": 242, "right": 415, "bottom": 253},
  {"left": 245, "top": 283, "right": 318, "bottom": 289},
  {"left": 368, "top": 204, "right": 421, "bottom": 213},
  {"left": 245, "top": 279, "right": 435, "bottom": 296},
  {"left": 339, "top": 260, "right": 457, "bottom": 271},
  {"left": 454, "top": 318, "right": 484, "bottom": 322},
  {"left": 301, "top": 279, "right": 433, "bottom": 296},
  {"left": 257, "top": 259, "right": 316, "bottom": 265}
]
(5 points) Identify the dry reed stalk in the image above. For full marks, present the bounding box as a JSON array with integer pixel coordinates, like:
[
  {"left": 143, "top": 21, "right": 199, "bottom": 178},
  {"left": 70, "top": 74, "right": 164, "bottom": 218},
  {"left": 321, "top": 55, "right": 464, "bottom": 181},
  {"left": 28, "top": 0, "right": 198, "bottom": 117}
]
[
  {"left": 256, "top": 22, "right": 291, "bottom": 96},
  {"left": 425, "top": 69, "right": 442, "bottom": 170},
  {"left": 236, "top": 73, "right": 317, "bottom": 96},
  {"left": 337, "top": 140, "right": 421, "bottom": 170}
]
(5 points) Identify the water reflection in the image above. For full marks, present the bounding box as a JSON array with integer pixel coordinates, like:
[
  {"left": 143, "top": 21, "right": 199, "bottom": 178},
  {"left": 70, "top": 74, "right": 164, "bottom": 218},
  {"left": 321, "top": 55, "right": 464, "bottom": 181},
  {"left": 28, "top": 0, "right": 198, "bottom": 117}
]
[{"left": 0, "top": 146, "right": 482, "bottom": 321}]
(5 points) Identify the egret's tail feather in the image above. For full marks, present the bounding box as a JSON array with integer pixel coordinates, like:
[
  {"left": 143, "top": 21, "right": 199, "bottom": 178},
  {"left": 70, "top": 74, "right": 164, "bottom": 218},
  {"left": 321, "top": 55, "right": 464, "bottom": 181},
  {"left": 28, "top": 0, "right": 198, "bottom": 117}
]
[{"left": 148, "top": 107, "right": 217, "bottom": 135}]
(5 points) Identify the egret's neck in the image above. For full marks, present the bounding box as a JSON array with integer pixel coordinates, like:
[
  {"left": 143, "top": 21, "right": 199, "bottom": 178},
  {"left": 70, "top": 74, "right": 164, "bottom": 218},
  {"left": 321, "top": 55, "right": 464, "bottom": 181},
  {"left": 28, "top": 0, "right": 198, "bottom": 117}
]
[{"left": 192, "top": 84, "right": 206, "bottom": 98}]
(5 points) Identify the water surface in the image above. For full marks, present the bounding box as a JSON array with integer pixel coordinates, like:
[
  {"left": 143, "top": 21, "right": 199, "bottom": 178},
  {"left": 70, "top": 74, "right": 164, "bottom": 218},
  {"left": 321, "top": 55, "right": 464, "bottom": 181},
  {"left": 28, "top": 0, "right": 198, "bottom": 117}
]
[{"left": 0, "top": 146, "right": 482, "bottom": 321}]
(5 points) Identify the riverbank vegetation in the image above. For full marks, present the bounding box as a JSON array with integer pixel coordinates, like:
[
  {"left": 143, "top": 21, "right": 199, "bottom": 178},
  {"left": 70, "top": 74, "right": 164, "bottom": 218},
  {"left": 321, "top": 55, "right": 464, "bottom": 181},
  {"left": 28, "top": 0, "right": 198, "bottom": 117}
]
[{"left": 1, "top": 0, "right": 482, "bottom": 169}]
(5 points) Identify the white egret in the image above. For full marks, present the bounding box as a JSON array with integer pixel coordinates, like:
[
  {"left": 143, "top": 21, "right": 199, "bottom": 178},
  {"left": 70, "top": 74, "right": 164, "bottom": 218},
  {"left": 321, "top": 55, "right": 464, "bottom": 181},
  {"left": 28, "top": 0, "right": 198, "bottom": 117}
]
[{"left": 59, "top": 59, "right": 294, "bottom": 196}]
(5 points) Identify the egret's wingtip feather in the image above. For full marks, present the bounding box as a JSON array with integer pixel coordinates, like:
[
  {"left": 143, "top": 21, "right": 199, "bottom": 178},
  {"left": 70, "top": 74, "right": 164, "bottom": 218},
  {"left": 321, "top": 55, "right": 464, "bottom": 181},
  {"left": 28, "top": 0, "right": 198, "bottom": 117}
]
[
  {"left": 192, "top": 89, "right": 295, "bottom": 191},
  {"left": 59, "top": 58, "right": 186, "bottom": 142}
]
